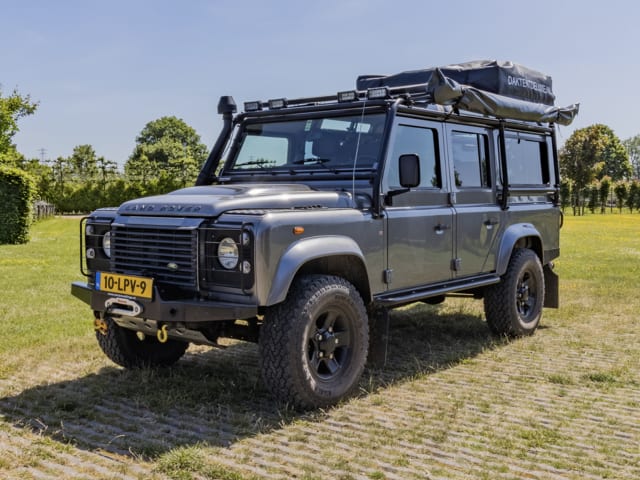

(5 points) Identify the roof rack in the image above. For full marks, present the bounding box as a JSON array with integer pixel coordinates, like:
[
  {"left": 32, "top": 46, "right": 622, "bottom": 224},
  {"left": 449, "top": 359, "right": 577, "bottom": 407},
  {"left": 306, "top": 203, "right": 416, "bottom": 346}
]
[{"left": 242, "top": 61, "right": 578, "bottom": 126}]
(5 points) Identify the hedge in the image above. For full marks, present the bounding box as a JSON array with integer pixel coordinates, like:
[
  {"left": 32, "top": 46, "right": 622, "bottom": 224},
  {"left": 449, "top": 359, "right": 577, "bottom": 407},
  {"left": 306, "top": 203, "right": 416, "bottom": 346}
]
[{"left": 0, "top": 166, "right": 37, "bottom": 244}]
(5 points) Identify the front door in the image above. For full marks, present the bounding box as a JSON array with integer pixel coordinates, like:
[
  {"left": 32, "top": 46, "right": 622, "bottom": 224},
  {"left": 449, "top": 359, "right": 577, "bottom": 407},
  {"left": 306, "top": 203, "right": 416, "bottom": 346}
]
[{"left": 383, "top": 118, "right": 454, "bottom": 290}]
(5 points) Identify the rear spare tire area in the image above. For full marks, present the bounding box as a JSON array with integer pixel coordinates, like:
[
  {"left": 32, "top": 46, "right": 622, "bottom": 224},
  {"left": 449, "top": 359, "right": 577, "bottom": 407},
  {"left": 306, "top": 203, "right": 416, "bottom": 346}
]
[{"left": 259, "top": 274, "right": 369, "bottom": 410}]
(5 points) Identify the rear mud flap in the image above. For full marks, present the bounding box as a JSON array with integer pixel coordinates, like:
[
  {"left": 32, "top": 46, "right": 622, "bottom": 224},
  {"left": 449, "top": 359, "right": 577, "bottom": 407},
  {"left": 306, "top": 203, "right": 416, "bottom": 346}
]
[{"left": 543, "top": 265, "right": 559, "bottom": 308}]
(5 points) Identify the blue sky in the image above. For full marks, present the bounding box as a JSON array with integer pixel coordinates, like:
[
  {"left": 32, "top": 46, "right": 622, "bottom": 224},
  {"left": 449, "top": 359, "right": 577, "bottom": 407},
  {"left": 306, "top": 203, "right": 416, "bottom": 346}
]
[{"left": 2, "top": 0, "right": 639, "bottom": 167}]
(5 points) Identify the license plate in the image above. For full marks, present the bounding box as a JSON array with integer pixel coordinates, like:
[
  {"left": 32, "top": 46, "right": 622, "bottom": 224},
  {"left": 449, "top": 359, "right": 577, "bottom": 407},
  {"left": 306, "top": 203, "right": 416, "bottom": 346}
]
[{"left": 96, "top": 272, "right": 154, "bottom": 299}]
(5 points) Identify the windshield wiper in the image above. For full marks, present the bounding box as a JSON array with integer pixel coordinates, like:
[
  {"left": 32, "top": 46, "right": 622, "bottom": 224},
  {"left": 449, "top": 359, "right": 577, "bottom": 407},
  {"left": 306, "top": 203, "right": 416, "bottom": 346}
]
[
  {"left": 292, "top": 157, "right": 340, "bottom": 174},
  {"left": 292, "top": 157, "right": 331, "bottom": 165},
  {"left": 234, "top": 159, "right": 275, "bottom": 168}
]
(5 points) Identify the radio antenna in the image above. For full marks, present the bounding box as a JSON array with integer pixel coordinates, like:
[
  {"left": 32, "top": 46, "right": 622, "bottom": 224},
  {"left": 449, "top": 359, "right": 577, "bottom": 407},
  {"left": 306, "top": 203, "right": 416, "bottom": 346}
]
[{"left": 351, "top": 96, "right": 367, "bottom": 205}]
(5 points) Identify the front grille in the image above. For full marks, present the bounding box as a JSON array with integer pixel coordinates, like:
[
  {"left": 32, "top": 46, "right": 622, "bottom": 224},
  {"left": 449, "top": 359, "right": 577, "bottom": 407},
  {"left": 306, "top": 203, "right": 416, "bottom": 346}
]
[{"left": 111, "top": 226, "right": 198, "bottom": 289}]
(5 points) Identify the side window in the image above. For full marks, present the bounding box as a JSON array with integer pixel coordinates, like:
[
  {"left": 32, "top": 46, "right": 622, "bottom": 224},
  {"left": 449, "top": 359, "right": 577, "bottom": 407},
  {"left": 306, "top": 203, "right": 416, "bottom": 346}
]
[
  {"left": 451, "top": 131, "right": 490, "bottom": 188},
  {"left": 386, "top": 124, "right": 440, "bottom": 188},
  {"left": 503, "top": 136, "right": 549, "bottom": 185}
]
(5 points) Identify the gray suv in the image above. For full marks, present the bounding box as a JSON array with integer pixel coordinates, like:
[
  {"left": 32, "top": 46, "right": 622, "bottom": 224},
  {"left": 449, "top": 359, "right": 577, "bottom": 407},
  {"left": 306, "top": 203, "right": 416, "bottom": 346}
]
[{"left": 72, "top": 61, "right": 578, "bottom": 409}]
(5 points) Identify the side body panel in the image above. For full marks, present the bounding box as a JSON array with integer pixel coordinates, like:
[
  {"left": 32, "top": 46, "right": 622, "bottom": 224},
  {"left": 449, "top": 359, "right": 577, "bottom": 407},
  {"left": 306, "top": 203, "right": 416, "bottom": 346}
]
[{"left": 244, "top": 208, "right": 386, "bottom": 306}]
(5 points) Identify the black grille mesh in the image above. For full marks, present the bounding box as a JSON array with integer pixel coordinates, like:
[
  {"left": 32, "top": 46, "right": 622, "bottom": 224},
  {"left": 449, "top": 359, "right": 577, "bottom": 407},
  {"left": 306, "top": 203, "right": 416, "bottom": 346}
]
[{"left": 111, "top": 226, "right": 197, "bottom": 289}]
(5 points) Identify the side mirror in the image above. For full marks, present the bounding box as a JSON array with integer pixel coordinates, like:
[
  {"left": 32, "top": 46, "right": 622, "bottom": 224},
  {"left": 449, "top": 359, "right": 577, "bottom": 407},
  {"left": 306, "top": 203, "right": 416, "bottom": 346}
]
[{"left": 399, "top": 154, "right": 420, "bottom": 188}]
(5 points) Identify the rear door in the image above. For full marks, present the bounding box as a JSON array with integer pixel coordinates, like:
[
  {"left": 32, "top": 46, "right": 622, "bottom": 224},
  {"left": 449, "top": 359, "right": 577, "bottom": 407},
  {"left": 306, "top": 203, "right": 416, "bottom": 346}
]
[
  {"left": 383, "top": 117, "right": 454, "bottom": 290},
  {"left": 445, "top": 124, "right": 501, "bottom": 276}
]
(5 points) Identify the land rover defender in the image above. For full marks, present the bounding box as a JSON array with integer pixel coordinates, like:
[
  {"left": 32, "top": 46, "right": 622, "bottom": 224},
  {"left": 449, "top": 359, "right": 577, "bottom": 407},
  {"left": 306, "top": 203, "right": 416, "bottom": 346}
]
[{"left": 72, "top": 60, "right": 579, "bottom": 409}]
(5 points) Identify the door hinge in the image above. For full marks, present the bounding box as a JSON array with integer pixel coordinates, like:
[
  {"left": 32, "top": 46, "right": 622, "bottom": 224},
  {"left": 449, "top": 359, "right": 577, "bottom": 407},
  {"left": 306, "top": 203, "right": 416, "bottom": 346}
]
[
  {"left": 383, "top": 269, "right": 393, "bottom": 284},
  {"left": 451, "top": 258, "right": 461, "bottom": 272}
]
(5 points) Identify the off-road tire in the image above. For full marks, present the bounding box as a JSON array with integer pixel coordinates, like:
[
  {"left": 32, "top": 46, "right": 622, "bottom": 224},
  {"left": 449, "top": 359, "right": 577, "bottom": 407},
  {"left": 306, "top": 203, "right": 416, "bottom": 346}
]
[
  {"left": 484, "top": 248, "right": 545, "bottom": 337},
  {"left": 96, "top": 315, "right": 188, "bottom": 368},
  {"left": 259, "top": 274, "right": 369, "bottom": 410}
]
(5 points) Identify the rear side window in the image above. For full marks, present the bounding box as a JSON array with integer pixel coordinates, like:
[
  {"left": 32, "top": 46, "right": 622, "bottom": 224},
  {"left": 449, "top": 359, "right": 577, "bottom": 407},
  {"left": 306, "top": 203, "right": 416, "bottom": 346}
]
[
  {"left": 503, "top": 135, "right": 549, "bottom": 185},
  {"left": 451, "top": 131, "right": 490, "bottom": 188}
]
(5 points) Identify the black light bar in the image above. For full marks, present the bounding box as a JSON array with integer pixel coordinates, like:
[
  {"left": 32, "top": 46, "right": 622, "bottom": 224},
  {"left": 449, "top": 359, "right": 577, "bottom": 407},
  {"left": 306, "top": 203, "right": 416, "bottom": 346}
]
[
  {"left": 240, "top": 84, "right": 426, "bottom": 115},
  {"left": 244, "top": 101, "right": 263, "bottom": 112},
  {"left": 367, "top": 87, "right": 390, "bottom": 100},
  {"left": 337, "top": 90, "right": 358, "bottom": 102},
  {"left": 268, "top": 98, "right": 288, "bottom": 109}
]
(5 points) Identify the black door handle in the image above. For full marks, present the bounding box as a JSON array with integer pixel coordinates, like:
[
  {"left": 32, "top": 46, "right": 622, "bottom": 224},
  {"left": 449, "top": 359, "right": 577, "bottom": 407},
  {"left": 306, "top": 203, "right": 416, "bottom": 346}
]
[
  {"left": 484, "top": 219, "right": 499, "bottom": 229},
  {"left": 434, "top": 223, "right": 450, "bottom": 234}
]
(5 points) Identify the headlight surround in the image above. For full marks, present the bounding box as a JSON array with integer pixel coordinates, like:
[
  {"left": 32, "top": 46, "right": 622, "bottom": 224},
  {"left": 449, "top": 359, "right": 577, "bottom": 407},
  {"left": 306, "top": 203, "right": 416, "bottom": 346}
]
[
  {"left": 217, "top": 237, "right": 239, "bottom": 270},
  {"left": 102, "top": 231, "right": 112, "bottom": 258}
]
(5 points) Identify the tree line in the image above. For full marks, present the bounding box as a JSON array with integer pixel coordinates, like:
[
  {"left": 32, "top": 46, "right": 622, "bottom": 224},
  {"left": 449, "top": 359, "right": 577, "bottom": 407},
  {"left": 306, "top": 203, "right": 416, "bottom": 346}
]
[
  {"left": 2, "top": 86, "right": 640, "bottom": 215},
  {"left": 559, "top": 124, "right": 640, "bottom": 215}
]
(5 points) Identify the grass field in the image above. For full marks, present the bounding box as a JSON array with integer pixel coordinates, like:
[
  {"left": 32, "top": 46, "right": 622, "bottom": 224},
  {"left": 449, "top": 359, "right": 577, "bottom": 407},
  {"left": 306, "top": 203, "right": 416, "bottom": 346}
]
[{"left": 0, "top": 214, "right": 639, "bottom": 479}]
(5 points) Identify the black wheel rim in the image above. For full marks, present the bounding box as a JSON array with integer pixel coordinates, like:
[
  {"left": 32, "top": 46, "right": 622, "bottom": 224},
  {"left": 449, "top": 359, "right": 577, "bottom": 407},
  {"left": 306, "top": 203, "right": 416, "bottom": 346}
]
[
  {"left": 516, "top": 269, "right": 538, "bottom": 322},
  {"left": 306, "top": 307, "right": 353, "bottom": 381}
]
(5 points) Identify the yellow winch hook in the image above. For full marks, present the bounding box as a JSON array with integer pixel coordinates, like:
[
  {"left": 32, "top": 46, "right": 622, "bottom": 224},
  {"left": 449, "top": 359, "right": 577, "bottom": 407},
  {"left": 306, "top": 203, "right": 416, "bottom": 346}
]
[
  {"left": 157, "top": 324, "right": 169, "bottom": 343},
  {"left": 94, "top": 318, "right": 108, "bottom": 336}
]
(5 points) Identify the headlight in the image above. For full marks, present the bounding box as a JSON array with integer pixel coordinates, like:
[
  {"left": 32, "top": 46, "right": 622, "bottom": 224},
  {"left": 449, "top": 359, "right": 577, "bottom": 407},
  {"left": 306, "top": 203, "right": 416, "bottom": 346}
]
[
  {"left": 102, "top": 231, "right": 112, "bottom": 258},
  {"left": 218, "top": 237, "right": 239, "bottom": 269}
]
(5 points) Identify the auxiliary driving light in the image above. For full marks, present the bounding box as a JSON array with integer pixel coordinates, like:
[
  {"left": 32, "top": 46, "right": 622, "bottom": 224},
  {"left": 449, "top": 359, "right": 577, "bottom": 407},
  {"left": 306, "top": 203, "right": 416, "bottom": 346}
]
[
  {"left": 337, "top": 90, "right": 358, "bottom": 102},
  {"left": 244, "top": 101, "right": 262, "bottom": 112},
  {"left": 242, "top": 261, "right": 252, "bottom": 274},
  {"left": 268, "top": 98, "right": 288, "bottom": 109},
  {"left": 367, "top": 87, "right": 390, "bottom": 100}
]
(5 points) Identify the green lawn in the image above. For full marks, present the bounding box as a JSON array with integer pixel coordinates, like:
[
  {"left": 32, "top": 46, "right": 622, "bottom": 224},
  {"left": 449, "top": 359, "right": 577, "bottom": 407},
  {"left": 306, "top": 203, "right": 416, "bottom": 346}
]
[
  {"left": 0, "top": 217, "right": 92, "bottom": 372},
  {"left": 0, "top": 214, "right": 639, "bottom": 479}
]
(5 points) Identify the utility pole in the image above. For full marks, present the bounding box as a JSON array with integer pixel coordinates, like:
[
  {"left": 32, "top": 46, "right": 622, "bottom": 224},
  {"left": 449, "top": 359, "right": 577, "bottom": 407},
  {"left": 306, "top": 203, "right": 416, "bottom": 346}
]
[{"left": 38, "top": 148, "right": 47, "bottom": 164}]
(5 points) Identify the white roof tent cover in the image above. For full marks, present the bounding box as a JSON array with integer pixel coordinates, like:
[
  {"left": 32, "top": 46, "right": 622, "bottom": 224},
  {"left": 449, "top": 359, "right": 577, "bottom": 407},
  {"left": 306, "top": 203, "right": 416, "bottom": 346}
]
[{"left": 357, "top": 60, "right": 579, "bottom": 126}]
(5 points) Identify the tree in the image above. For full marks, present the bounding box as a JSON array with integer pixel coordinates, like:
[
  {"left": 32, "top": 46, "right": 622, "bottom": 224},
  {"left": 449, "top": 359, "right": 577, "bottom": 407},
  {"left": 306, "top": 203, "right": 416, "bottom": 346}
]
[
  {"left": 125, "top": 116, "right": 207, "bottom": 188},
  {"left": 559, "top": 178, "right": 572, "bottom": 213},
  {"left": 623, "top": 134, "right": 640, "bottom": 179},
  {"left": 601, "top": 133, "right": 632, "bottom": 181},
  {"left": 599, "top": 176, "right": 611, "bottom": 214},
  {"left": 560, "top": 125, "right": 632, "bottom": 215},
  {"left": 613, "top": 181, "right": 628, "bottom": 213},
  {"left": 627, "top": 180, "right": 640, "bottom": 213},
  {"left": 96, "top": 156, "right": 118, "bottom": 192},
  {"left": 68, "top": 144, "right": 99, "bottom": 181},
  {"left": 21, "top": 158, "right": 54, "bottom": 202},
  {"left": 587, "top": 182, "right": 599, "bottom": 214},
  {"left": 0, "top": 87, "right": 38, "bottom": 158}
]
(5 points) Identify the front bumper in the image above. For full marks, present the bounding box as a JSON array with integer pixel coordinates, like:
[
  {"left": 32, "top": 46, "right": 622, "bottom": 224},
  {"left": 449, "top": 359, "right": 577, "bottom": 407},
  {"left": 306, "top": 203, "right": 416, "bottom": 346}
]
[{"left": 71, "top": 281, "right": 258, "bottom": 323}]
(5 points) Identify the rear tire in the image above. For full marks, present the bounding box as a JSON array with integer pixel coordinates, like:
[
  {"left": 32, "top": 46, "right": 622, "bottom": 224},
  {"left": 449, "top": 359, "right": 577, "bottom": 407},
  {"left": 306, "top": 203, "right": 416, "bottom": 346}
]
[
  {"left": 484, "top": 248, "right": 545, "bottom": 337},
  {"left": 96, "top": 315, "right": 188, "bottom": 368},
  {"left": 259, "top": 275, "right": 369, "bottom": 410}
]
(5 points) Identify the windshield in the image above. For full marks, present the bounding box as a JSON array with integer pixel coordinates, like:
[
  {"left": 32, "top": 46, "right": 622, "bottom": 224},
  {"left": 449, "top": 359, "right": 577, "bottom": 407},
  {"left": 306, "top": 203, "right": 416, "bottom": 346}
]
[{"left": 227, "top": 113, "right": 386, "bottom": 172}]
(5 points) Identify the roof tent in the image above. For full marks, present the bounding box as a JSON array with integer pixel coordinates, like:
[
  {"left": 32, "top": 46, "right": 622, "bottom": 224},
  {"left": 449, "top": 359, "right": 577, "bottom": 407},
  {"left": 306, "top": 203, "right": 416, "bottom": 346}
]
[{"left": 357, "top": 60, "right": 579, "bottom": 125}]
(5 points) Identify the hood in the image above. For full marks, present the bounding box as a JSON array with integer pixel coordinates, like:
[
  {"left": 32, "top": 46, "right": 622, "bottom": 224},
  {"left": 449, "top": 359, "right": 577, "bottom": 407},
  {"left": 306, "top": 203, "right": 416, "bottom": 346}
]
[{"left": 117, "top": 183, "right": 355, "bottom": 217}]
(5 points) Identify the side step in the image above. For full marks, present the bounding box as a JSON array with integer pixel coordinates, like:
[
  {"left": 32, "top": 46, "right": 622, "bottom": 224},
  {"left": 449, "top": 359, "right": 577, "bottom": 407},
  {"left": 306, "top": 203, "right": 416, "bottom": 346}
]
[{"left": 373, "top": 274, "right": 500, "bottom": 308}]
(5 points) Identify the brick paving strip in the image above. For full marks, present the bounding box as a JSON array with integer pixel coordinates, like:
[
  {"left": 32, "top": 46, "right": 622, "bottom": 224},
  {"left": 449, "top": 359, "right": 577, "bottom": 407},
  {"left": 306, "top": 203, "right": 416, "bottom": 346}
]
[{"left": 1, "top": 310, "right": 639, "bottom": 479}]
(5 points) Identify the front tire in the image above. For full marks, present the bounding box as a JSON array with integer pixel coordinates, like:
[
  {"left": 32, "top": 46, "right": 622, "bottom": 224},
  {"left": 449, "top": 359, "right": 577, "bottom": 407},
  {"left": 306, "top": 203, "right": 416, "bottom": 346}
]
[
  {"left": 96, "top": 315, "right": 188, "bottom": 368},
  {"left": 259, "top": 275, "right": 369, "bottom": 410},
  {"left": 484, "top": 248, "right": 545, "bottom": 337}
]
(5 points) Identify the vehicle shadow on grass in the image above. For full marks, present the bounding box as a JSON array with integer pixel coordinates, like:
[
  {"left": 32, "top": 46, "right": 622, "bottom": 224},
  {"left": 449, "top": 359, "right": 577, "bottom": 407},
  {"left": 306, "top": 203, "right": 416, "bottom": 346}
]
[{"left": 0, "top": 303, "right": 504, "bottom": 459}]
